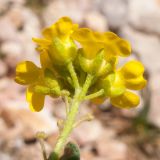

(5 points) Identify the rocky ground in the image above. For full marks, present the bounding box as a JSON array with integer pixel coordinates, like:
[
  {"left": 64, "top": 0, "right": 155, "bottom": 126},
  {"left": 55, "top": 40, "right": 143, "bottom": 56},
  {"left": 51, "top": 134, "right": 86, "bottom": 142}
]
[{"left": 0, "top": 0, "right": 160, "bottom": 160}]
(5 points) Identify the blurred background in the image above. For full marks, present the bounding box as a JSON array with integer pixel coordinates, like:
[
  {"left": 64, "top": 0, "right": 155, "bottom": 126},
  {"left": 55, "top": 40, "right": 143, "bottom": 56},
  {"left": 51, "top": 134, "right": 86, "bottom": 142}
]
[{"left": 0, "top": 0, "right": 160, "bottom": 160}]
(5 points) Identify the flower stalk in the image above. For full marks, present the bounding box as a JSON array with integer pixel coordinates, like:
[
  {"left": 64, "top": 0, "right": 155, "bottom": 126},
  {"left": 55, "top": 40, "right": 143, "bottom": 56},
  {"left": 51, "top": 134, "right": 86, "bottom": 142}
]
[{"left": 54, "top": 64, "right": 94, "bottom": 156}]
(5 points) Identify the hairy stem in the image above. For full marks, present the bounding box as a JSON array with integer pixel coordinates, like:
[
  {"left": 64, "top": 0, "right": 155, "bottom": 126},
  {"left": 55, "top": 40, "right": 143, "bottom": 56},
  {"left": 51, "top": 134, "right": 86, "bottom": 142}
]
[
  {"left": 54, "top": 74, "right": 93, "bottom": 156},
  {"left": 67, "top": 62, "right": 80, "bottom": 89},
  {"left": 84, "top": 89, "right": 104, "bottom": 100}
]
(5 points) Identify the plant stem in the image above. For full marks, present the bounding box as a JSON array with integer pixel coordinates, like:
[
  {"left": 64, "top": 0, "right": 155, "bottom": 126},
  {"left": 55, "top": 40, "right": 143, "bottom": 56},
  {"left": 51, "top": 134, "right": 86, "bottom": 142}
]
[
  {"left": 84, "top": 89, "right": 104, "bottom": 100},
  {"left": 54, "top": 74, "right": 93, "bottom": 156},
  {"left": 67, "top": 62, "right": 80, "bottom": 89}
]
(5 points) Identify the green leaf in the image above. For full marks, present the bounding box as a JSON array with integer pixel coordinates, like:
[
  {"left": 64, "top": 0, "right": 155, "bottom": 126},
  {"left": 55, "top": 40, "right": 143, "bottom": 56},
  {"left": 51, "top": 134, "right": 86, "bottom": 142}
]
[
  {"left": 48, "top": 152, "right": 59, "bottom": 160},
  {"left": 60, "top": 142, "right": 80, "bottom": 160}
]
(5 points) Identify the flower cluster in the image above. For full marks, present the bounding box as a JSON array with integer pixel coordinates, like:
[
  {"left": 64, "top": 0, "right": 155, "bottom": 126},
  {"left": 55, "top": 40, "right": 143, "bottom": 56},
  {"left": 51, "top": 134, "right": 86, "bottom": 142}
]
[{"left": 15, "top": 17, "right": 146, "bottom": 111}]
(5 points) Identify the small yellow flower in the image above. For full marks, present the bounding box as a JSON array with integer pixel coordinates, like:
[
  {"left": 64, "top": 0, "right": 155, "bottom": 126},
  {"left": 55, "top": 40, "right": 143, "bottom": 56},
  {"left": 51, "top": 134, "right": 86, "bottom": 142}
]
[
  {"left": 72, "top": 28, "right": 131, "bottom": 59},
  {"left": 33, "top": 17, "right": 78, "bottom": 65},
  {"left": 110, "top": 91, "right": 140, "bottom": 109},
  {"left": 15, "top": 60, "right": 61, "bottom": 111},
  {"left": 119, "top": 60, "right": 147, "bottom": 90},
  {"left": 72, "top": 28, "right": 131, "bottom": 76},
  {"left": 15, "top": 61, "right": 45, "bottom": 111},
  {"left": 95, "top": 60, "right": 146, "bottom": 108}
]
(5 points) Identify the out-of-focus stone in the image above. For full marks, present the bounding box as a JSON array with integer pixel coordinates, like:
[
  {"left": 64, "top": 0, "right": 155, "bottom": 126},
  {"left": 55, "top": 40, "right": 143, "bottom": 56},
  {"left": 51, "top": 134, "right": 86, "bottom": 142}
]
[
  {"left": 0, "top": 60, "right": 7, "bottom": 77},
  {"left": 1, "top": 41, "right": 23, "bottom": 68},
  {"left": 13, "top": 7, "right": 40, "bottom": 62},
  {"left": 0, "top": 77, "right": 12, "bottom": 90},
  {"left": 72, "top": 120, "right": 103, "bottom": 145},
  {"left": 0, "top": 17, "right": 17, "bottom": 41},
  {"left": 0, "top": 108, "right": 58, "bottom": 141},
  {"left": 84, "top": 11, "right": 108, "bottom": 32},
  {"left": 0, "top": 6, "right": 41, "bottom": 66},
  {"left": 96, "top": 129, "right": 127, "bottom": 159},
  {"left": 0, "top": 152, "right": 11, "bottom": 160},
  {"left": 1, "top": 41, "right": 22, "bottom": 57},
  {"left": 121, "top": 25, "right": 160, "bottom": 73},
  {"left": 12, "top": 143, "right": 42, "bottom": 160},
  {"left": 148, "top": 73, "right": 160, "bottom": 128},
  {"left": 52, "top": 98, "right": 66, "bottom": 119},
  {"left": 101, "top": 0, "right": 128, "bottom": 29},
  {"left": 128, "top": 0, "right": 160, "bottom": 34},
  {"left": 43, "top": 0, "right": 93, "bottom": 25},
  {"left": 0, "top": 0, "right": 24, "bottom": 14},
  {"left": 6, "top": 6, "right": 24, "bottom": 29}
]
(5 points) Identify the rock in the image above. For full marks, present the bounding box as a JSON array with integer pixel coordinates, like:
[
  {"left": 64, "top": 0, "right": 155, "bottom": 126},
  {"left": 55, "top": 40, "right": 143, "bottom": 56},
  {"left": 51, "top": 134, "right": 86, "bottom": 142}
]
[
  {"left": 17, "top": 7, "right": 40, "bottom": 63},
  {"left": 72, "top": 120, "right": 103, "bottom": 145},
  {"left": 11, "top": 143, "right": 42, "bottom": 160},
  {"left": 0, "top": 17, "right": 17, "bottom": 41},
  {"left": 0, "top": 107, "right": 58, "bottom": 141},
  {"left": 1, "top": 41, "right": 23, "bottom": 68},
  {"left": 97, "top": 140, "right": 127, "bottom": 160},
  {"left": 6, "top": 6, "right": 25, "bottom": 29},
  {"left": 52, "top": 98, "right": 66, "bottom": 119},
  {"left": 43, "top": 0, "right": 83, "bottom": 25},
  {"left": 120, "top": 25, "right": 160, "bottom": 73},
  {"left": 0, "top": 152, "right": 11, "bottom": 160},
  {"left": 1, "top": 41, "right": 22, "bottom": 56},
  {"left": 101, "top": 0, "right": 128, "bottom": 29},
  {"left": 43, "top": 0, "right": 94, "bottom": 26},
  {"left": 0, "top": 60, "right": 7, "bottom": 77},
  {"left": 0, "top": 77, "right": 12, "bottom": 90},
  {"left": 84, "top": 11, "right": 108, "bottom": 32},
  {"left": 128, "top": 0, "right": 160, "bottom": 34},
  {"left": 0, "top": 6, "right": 41, "bottom": 66},
  {"left": 148, "top": 73, "right": 160, "bottom": 128},
  {"left": 96, "top": 129, "right": 127, "bottom": 159},
  {"left": 0, "top": 0, "right": 24, "bottom": 14},
  {"left": 0, "top": 0, "right": 10, "bottom": 14}
]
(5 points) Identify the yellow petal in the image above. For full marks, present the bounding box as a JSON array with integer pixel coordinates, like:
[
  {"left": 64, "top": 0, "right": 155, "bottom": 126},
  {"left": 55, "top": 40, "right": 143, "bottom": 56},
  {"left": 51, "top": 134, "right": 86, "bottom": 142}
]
[
  {"left": 110, "top": 91, "right": 140, "bottom": 109},
  {"left": 120, "top": 60, "right": 145, "bottom": 78},
  {"left": 103, "top": 32, "right": 131, "bottom": 57},
  {"left": 72, "top": 28, "right": 131, "bottom": 59},
  {"left": 32, "top": 38, "right": 51, "bottom": 46},
  {"left": 42, "top": 26, "right": 57, "bottom": 40},
  {"left": 125, "top": 76, "right": 147, "bottom": 90},
  {"left": 42, "top": 17, "right": 78, "bottom": 41},
  {"left": 72, "top": 28, "right": 103, "bottom": 59},
  {"left": 40, "top": 51, "right": 53, "bottom": 69},
  {"left": 57, "top": 17, "right": 78, "bottom": 35},
  {"left": 15, "top": 61, "right": 40, "bottom": 85},
  {"left": 26, "top": 86, "right": 45, "bottom": 112}
]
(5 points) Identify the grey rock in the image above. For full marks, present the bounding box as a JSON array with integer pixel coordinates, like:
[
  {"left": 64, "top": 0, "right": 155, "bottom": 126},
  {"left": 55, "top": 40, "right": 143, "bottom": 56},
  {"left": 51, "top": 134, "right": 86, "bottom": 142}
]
[
  {"left": 0, "top": 152, "right": 12, "bottom": 160},
  {"left": 72, "top": 120, "right": 103, "bottom": 145},
  {"left": 148, "top": 73, "right": 160, "bottom": 128},
  {"left": 128, "top": 0, "right": 160, "bottom": 34},
  {"left": 101, "top": 0, "right": 128, "bottom": 29},
  {"left": 121, "top": 25, "right": 160, "bottom": 73},
  {"left": 84, "top": 11, "right": 108, "bottom": 32}
]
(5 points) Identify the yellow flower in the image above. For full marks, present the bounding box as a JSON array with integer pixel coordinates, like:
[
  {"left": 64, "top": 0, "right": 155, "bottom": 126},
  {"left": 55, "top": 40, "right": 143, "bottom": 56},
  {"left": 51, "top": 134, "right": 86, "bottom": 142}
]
[
  {"left": 15, "top": 61, "right": 45, "bottom": 111},
  {"left": 72, "top": 28, "right": 131, "bottom": 59},
  {"left": 72, "top": 28, "right": 130, "bottom": 76},
  {"left": 119, "top": 60, "right": 147, "bottom": 90},
  {"left": 15, "top": 60, "right": 61, "bottom": 112},
  {"left": 33, "top": 17, "right": 78, "bottom": 65},
  {"left": 110, "top": 91, "right": 140, "bottom": 109},
  {"left": 94, "top": 60, "right": 146, "bottom": 108}
]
